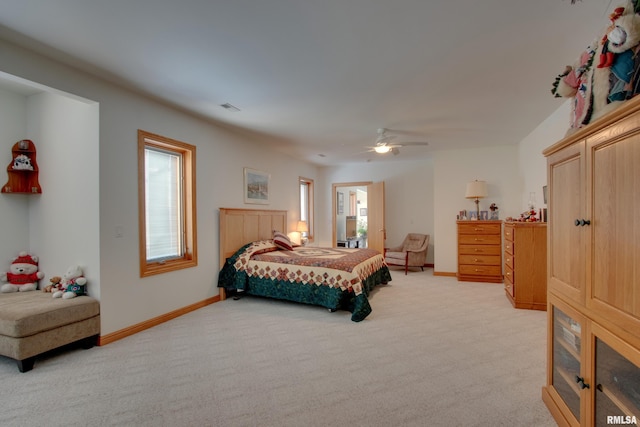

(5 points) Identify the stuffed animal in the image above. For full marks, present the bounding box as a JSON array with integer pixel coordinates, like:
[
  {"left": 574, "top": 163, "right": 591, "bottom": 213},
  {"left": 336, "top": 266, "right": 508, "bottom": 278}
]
[
  {"left": 52, "top": 265, "right": 87, "bottom": 299},
  {"left": 12, "top": 154, "right": 33, "bottom": 170},
  {"left": 552, "top": 0, "right": 640, "bottom": 131},
  {"left": 42, "top": 276, "right": 62, "bottom": 293},
  {"left": 0, "top": 252, "right": 44, "bottom": 293}
]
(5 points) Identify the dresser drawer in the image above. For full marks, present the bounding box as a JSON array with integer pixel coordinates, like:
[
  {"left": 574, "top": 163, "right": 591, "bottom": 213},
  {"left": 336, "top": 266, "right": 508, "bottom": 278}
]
[
  {"left": 458, "top": 234, "right": 502, "bottom": 245},
  {"left": 459, "top": 244, "right": 502, "bottom": 256},
  {"left": 504, "top": 240, "right": 514, "bottom": 254},
  {"left": 504, "top": 253, "right": 514, "bottom": 269},
  {"left": 504, "top": 266, "right": 515, "bottom": 285},
  {"left": 458, "top": 223, "right": 502, "bottom": 235},
  {"left": 504, "top": 273, "right": 514, "bottom": 297},
  {"left": 504, "top": 225, "right": 514, "bottom": 242},
  {"left": 458, "top": 264, "right": 502, "bottom": 277},
  {"left": 459, "top": 254, "right": 501, "bottom": 266}
]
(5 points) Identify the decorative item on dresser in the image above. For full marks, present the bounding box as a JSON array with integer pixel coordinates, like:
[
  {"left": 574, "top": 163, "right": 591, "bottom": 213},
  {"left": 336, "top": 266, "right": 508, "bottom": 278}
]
[
  {"left": 456, "top": 220, "right": 502, "bottom": 283},
  {"left": 541, "top": 96, "right": 640, "bottom": 426},
  {"left": 503, "top": 221, "right": 547, "bottom": 310}
]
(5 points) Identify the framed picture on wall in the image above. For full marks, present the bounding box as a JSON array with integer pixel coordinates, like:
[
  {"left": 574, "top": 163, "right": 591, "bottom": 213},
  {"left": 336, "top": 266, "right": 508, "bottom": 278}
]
[
  {"left": 337, "top": 192, "right": 344, "bottom": 214},
  {"left": 244, "top": 167, "right": 270, "bottom": 204}
]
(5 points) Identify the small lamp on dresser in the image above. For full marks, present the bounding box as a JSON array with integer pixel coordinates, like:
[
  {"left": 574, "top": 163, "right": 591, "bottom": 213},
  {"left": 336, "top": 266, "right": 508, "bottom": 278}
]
[
  {"left": 465, "top": 180, "right": 487, "bottom": 219},
  {"left": 297, "top": 220, "right": 308, "bottom": 245}
]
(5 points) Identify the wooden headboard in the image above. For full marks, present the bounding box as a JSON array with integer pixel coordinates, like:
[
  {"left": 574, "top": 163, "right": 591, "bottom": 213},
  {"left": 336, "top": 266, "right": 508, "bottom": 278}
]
[{"left": 219, "top": 207, "right": 287, "bottom": 268}]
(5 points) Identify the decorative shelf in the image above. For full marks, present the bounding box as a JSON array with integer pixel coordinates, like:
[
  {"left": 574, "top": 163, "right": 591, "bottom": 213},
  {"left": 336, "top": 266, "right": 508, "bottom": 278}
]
[{"left": 2, "top": 139, "right": 41, "bottom": 194}]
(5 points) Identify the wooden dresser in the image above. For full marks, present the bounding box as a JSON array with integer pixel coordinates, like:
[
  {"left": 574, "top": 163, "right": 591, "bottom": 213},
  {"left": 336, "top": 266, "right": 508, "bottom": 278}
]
[
  {"left": 456, "top": 220, "right": 502, "bottom": 283},
  {"left": 541, "top": 98, "right": 640, "bottom": 426},
  {"left": 503, "top": 222, "right": 547, "bottom": 310}
]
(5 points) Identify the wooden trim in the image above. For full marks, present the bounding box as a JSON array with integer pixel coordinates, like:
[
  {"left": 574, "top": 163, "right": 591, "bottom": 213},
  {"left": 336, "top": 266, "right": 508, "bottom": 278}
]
[
  {"left": 98, "top": 296, "right": 219, "bottom": 346},
  {"left": 542, "top": 387, "right": 572, "bottom": 427},
  {"left": 433, "top": 271, "right": 457, "bottom": 277},
  {"left": 138, "top": 130, "right": 198, "bottom": 278},
  {"left": 331, "top": 181, "right": 372, "bottom": 248}
]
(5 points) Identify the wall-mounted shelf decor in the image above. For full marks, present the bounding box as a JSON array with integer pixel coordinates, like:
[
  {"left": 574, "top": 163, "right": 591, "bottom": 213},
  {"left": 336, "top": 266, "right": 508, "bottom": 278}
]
[{"left": 2, "top": 139, "right": 42, "bottom": 194}]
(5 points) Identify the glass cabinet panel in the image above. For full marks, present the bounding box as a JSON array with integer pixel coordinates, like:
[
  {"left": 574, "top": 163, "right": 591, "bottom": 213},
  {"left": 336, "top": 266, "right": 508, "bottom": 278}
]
[
  {"left": 552, "top": 306, "right": 582, "bottom": 422},
  {"left": 595, "top": 338, "right": 640, "bottom": 426}
]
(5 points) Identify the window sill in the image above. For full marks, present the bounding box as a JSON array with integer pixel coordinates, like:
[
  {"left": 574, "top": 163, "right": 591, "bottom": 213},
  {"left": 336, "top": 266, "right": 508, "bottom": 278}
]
[{"left": 140, "top": 258, "right": 197, "bottom": 277}]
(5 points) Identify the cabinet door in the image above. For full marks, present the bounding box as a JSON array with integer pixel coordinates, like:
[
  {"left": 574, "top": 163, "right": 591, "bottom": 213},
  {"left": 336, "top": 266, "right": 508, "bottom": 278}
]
[
  {"left": 549, "top": 301, "right": 589, "bottom": 425},
  {"left": 547, "top": 141, "right": 586, "bottom": 305},
  {"left": 591, "top": 323, "right": 640, "bottom": 427},
  {"left": 588, "top": 127, "right": 640, "bottom": 336}
]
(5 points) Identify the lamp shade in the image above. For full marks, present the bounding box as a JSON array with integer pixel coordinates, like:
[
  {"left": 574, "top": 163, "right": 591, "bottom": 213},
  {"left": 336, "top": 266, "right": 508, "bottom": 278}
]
[
  {"left": 297, "top": 220, "right": 308, "bottom": 233},
  {"left": 465, "top": 180, "right": 488, "bottom": 199}
]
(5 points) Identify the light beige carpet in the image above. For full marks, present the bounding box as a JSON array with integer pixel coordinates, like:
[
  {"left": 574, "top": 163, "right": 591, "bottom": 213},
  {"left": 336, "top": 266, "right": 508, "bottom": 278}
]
[{"left": 0, "top": 269, "right": 556, "bottom": 427}]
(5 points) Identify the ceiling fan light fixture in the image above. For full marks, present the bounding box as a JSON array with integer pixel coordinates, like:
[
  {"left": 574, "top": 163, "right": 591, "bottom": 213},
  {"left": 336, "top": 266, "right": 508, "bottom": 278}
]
[{"left": 374, "top": 145, "right": 391, "bottom": 154}]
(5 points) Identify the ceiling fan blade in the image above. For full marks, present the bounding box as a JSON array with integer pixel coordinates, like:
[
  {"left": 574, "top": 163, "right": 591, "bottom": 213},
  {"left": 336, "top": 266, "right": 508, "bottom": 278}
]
[{"left": 396, "top": 141, "right": 428, "bottom": 147}]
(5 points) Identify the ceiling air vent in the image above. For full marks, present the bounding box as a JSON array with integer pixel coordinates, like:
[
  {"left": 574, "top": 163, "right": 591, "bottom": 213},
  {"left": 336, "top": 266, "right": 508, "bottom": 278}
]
[{"left": 220, "top": 103, "right": 241, "bottom": 112}]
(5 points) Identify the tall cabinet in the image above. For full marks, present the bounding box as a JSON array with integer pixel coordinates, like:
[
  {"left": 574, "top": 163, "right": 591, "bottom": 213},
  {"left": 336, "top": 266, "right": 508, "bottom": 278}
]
[{"left": 541, "top": 99, "right": 640, "bottom": 426}]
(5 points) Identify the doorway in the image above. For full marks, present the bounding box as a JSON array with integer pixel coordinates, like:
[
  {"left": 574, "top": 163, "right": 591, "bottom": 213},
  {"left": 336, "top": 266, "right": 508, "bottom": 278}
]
[{"left": 332, "top": 181, "right": 385, "bottom": 253}]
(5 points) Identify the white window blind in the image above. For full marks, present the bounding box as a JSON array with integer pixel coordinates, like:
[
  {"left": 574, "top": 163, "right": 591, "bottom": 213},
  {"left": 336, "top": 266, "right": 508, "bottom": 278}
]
[
  {"left": 300, "top": 181, "right": 309, "bottom": 222},
  {"left": 145, "top": 147, "right": 184, "bottom": 262}
]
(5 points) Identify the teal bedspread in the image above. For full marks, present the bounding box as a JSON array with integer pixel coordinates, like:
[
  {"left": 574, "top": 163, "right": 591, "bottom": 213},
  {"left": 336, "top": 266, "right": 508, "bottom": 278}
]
[{"left": 218, "top": 241, "right": 391, "bottom": 321}]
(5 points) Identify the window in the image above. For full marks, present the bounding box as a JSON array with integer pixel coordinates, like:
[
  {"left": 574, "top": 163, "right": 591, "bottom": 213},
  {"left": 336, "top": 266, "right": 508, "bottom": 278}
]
[
  {"left": 138, "top": 130, "right": 197, "bottom": 277},
  {"left": 299, "top": 177, "right": 314, "bottom": 242}
]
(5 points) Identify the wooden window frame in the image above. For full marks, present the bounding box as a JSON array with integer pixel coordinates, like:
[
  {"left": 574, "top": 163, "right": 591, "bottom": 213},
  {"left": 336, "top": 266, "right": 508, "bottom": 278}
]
[
  {"left": 138, "top": 130, "right": 197, "bottom": 277},
  {"left": 299, "top": 177, "right": 314, "bottom": 242}
]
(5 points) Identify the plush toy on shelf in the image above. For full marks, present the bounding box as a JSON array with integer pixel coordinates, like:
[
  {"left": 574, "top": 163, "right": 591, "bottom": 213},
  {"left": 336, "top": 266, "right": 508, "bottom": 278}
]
[
  {"left": 0, "top": 252, "right": 44, "bottom": 293},
  {"left": 42, "top": 276, "right": 63, "bottom": 293},
  {"left": 552, "top": 0, "right": 640, "bottom": 132},
  {"left": 52, "top": 265, "right": 87, "bottom": 299}
]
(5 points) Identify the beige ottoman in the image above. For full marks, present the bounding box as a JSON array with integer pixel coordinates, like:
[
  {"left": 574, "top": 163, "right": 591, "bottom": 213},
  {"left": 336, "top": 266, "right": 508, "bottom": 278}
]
[{"left": 0, "top": 291, "right": 100, "bottom": 372}]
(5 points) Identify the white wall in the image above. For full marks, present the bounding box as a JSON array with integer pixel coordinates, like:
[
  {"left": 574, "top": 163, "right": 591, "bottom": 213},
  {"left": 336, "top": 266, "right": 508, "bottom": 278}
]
[
  {"left": 0, "top": 87, "right": 29, "bottom": 264},
  {"left": 433, "top": 145, "right": 521, "bottom": 274},
  {"left": 519, "top": 101, "right": 571, "bottom": 210},
  {"left": 26, "top": 91, "right": 101, "bottom": 297}
]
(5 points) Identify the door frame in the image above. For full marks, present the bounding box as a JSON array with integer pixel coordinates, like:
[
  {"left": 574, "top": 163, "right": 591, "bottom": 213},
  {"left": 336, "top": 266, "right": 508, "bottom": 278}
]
[{"left": 332, "top": 181, "right": 371, "bottom": 247}]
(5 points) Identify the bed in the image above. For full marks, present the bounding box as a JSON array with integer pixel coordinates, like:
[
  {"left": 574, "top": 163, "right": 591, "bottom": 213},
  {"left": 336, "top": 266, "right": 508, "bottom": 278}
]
[{"left": 217, "top": 208, "right": 391, "bottom": 321}]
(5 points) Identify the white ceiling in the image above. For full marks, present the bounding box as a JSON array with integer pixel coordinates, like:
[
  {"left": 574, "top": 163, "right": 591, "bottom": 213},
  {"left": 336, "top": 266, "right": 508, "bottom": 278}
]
[{"left": 0, "top": 0, "right": 614, "bottom": 165}]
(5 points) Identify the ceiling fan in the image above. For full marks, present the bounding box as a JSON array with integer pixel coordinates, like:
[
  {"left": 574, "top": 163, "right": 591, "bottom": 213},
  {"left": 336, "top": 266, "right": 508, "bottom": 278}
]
[{"left": 366, "top": 128, "right": 429, "bottom": 155}]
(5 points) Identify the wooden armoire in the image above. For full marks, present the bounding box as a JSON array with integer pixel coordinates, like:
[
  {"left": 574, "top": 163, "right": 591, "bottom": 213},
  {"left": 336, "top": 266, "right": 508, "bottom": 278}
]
[{"left": 541, "top": 98, "right": 640, "bottom": 426}]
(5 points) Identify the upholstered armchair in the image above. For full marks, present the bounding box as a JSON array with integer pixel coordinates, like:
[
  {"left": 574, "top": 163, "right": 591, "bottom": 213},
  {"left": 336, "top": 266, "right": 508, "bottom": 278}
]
[{"left": 384, "top": 233, "right": 430, "bottom": 275}]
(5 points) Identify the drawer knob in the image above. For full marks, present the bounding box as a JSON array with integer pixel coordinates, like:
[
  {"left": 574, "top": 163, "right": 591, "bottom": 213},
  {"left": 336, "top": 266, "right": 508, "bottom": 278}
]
[{"left": 574, "top": 219, "right": 591, "bottom": 226}]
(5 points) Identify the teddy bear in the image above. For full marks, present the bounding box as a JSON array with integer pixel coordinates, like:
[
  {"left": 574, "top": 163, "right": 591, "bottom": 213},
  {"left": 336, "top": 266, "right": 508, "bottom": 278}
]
[
  {"left": 0, "top": 252, "right": 44, "bottom": 293},
  {"left": 52, "top": 265, "right": 87, "bottom": 299},
  {"left": 42, "top": 276, "right": 62, "bottom": 293},
  {"left": 552, "top": 0, "right": 640, "bottom": 132}
]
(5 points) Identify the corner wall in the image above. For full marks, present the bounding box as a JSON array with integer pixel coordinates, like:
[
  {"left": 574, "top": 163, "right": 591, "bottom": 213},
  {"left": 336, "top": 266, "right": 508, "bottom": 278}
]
[{"left": 0, "top": 87, "right": 29, "bottom": 264}]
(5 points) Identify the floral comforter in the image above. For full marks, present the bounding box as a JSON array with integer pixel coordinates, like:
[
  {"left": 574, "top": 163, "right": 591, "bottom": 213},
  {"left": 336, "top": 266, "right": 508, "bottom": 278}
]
[{"left": 218, "top": 240, "right": 391, "bottom": 321}]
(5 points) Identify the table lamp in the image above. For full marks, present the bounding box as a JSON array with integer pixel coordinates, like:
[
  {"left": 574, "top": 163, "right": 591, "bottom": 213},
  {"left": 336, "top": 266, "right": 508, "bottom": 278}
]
[
  {"left": 297, "top": 220, "right": 309, "bottom": 245},
  {"left": 465, "top": 180, "right": 488, "bottom": 219}
]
